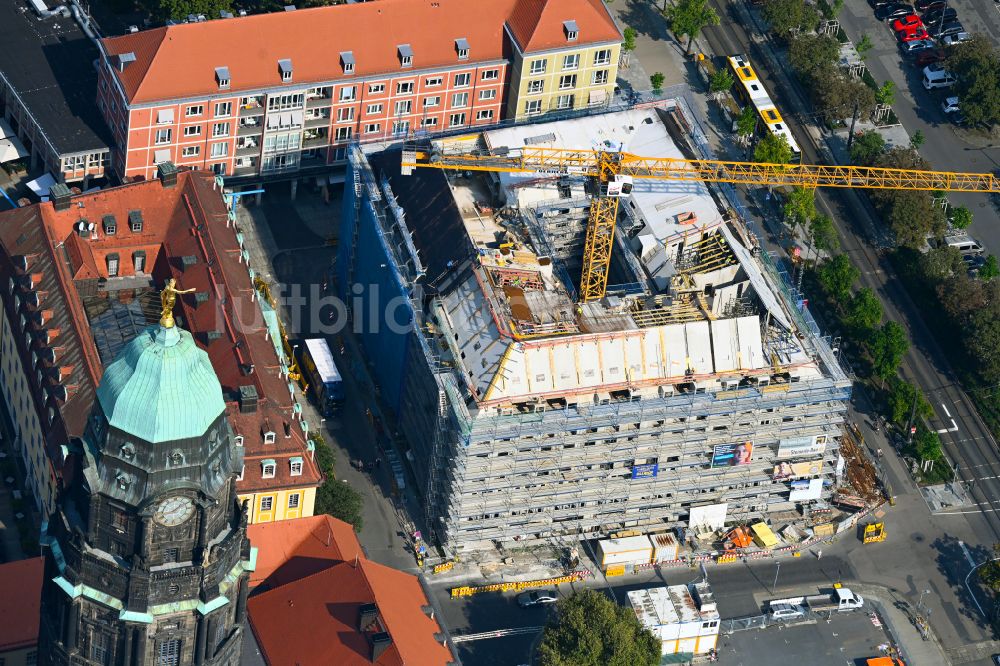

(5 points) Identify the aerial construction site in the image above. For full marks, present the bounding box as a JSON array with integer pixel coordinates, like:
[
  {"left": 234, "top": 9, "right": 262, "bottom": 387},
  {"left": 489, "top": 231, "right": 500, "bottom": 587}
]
[{"left": 338, "top": 105, "right": 853, "bottom": 552}]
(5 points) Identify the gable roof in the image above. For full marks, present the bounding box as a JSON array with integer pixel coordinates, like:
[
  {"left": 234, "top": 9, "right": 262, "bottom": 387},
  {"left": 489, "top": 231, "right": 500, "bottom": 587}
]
[
  {"left": 507, "top": 0, "right": 620, "bottom": 52},
  {"left": 248, "top": 558, "right": 453, "bottom": 666},
  {"left": 0, "top": 557, "right": 44, "bottom": 652},
  {"left": 247, "top": 514, "right": 362, "bottom": 589}
]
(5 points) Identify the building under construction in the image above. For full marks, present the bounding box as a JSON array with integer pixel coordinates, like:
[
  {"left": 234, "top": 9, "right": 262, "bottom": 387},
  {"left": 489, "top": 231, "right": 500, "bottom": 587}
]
[{"left": 337, "top": 106, "right": 852, "bottom": 551}]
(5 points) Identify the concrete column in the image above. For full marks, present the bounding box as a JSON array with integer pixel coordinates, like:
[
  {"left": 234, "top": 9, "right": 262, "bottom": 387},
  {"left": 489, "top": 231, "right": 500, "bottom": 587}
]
[
  {"left": 235, "top": 575, "right": 250, "bottom": 624},
  {"left": 290, "top": 178, "right": 298, "bottom": 201},
  {"left": 194, "top": 614, "right": 209, "bottom": 666}
]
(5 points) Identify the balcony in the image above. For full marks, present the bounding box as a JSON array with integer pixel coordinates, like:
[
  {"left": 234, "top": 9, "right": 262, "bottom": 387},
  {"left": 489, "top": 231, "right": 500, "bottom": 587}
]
[
  {"left": 305, "top": 88, "right": 333, "bottom": 109},
  {"left": 238, "top": 117, "right": 263, "bottom": 136},
  {"left": 302, "top": 128, "right": 329, "bottom": 149},
  {"left": 236, "top": 139, "right": 259, "bottom": 157},
  {"left": 304, "top": 113, "right": 330, "bottom": 129},
  {"left": 239, "top": 96, "right": 265, "bottom": 116}
]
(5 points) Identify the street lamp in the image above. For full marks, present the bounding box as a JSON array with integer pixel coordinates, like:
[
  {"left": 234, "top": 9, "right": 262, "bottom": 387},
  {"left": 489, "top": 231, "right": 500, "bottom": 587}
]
[
  {"left": 917, "top": 588, "right": 931, "bottom": 613},
  {"left": 772, "top": 561, "right": 781, "bottom": 593}
]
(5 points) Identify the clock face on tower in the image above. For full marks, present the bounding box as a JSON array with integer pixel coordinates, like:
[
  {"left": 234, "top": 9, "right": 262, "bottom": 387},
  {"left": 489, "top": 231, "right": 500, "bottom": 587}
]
[{"left": 154, "top": 496, "right": 195, "bottom": 527}]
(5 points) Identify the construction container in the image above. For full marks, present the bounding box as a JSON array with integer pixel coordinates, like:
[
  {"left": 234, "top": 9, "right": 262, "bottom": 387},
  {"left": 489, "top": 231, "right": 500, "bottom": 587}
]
[
  {"left": 650, "top": 533, "right": 680, "bottom": 562},
  {"left": 596, "top": 535, "right": 653, "bottom": 568},
  {"left": 750, "top": 522, "right": 779, "bottom": 549}
]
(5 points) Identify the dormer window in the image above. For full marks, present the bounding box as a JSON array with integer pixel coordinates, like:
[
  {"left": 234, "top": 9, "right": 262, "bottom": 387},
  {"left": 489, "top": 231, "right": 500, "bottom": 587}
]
[
  {"left": 215, "top": 66, "right": 231, "bottom": 90},
  {"left": 234, "top": 435, "right": 244, "bottom": 446},
  {"left": 261, "top": 459, "right": 276, "bottom": 478},
  {"left": 455, "top": 38, "right": 470, "bottom": 60},
  {"left": 398, "top": 44, "right": 413, "bottom": 68},
  {"left": 278, "top": 59, "right": 293, "bottom": 82},
  {"left": 106, "top": 253, "right": 120, "bottom": 278},
  {"left": 237, "top": 464, "right": 244, "bottom": 481},
  {"left": 563, "top": 20, "right": 579, "bottom": 41},
  {"left": 341, "top": 51, "right": 355, "bottom": 75},
  {"left": 129, "top": 210, "right": 143, "bottom": 233},
  {"left": 102, "top": 215, "right": 116, "bottom": 235},
  {"left": 264, "top": 431, "right": 276, "bottom": 444},
  {"left": 133, "top": 250, "right": 146, "bottom": 273},
  {"left": 290, "top": 457, "right": 303, "bottom": 476}
]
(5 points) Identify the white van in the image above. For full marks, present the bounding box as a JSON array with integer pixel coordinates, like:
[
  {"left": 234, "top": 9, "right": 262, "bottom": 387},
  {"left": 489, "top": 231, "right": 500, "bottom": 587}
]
[
  {"left": 943, "top": 234, "right": 984, "bottom": 256},
  {"left": 923, "top": 64, "right": 957, "bottom": 89}
]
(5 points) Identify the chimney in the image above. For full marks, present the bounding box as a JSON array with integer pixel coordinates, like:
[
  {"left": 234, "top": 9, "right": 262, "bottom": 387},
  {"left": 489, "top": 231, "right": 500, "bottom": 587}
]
[
  {"left": 238, "top": 385, "right": 258, "bottom": 413},
  {"left": 370, "top": 632, "right": 392, "bottom": 662},
  {"left": 50, "top": 183, "right": 72, "bottom": 211},
  {"left": 157, "top": 161, "right": 179, "bottom": 188},
  {"left": 357, "top": 602, "right": 379, "bottom": 632}
]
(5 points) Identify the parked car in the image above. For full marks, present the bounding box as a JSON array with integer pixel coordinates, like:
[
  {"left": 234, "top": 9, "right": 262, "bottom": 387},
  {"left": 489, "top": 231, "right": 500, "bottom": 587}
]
[
  {"left": 898, "top": 27, "right": 930, "bottom": 42},
  {"left": 923, "top": 64, "right": 957, "bottom": 89},
  {"left": 930, "top": 21, "right": 965, "bottom": 39},
  {"left": 901, "top": 38, "right": 937, "bottom": 54},
  {"left": 913, "top": 48, "right": 946, "bottom": 66},
  {"left": 923, "top": 7, "right": 958, "bottom": 25},
  {"left": 875, "top": 3, "right": 915, "bottom": 21},
  {"left": 892, "top": 15, "right": 923, "bottom": 32},
  {"left": 942, "top": 32, "right": 971, "bottom": 47},
  {"left": 915, "top": 0, "right": 946, "bottom": 11},
  {"left": 517, "top": 590, "right": 559, "bottom": 608},
  {"left": 941, "top": 96, "right": 960, "bottom": 114},
  {"left": 770, "top": 603, "right": 807, "bottom": 620},
  {"left": 869, "top": 0, "right": 894, "bottom": 7}
]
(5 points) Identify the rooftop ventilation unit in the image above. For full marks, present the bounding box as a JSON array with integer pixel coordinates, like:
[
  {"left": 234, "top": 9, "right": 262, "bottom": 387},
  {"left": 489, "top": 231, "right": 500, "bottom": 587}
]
[{"left": 117, "top": 52, "right": 136, "bottom": 72}]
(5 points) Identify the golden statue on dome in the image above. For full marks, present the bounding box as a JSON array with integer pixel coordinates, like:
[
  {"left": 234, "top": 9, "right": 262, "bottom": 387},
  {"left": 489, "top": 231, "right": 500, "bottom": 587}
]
[{"left": 159, "top": 278, "right": 196, "bottom": 328}]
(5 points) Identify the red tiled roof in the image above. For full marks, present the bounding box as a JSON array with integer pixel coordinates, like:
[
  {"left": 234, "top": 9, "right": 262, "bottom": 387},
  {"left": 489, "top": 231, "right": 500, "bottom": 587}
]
[
  {"left": 0, "top": 557, "right": 44, "bottom": 652},
  {"left": 103, "top": 0, "right": 518, "bottom": 104},
  {"left": 248, "top": 558, "right": 452, "bottom": 666},
  {"left": 507, "top": 0, "right": 620, "bottom": 52},
  {"left": 247, "top": 514, "right": 362, "bottom": 589}
]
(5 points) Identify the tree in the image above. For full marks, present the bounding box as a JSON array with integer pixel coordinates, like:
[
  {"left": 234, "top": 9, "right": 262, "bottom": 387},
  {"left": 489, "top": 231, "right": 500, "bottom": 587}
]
[
  {"left": 763, "top": 0, "right": 821, "bottom": 39},
  {"left": 886, "top": 377, "right": 932, "bottom": 426},
  {"left": 968, "top": 306, "right": 1000, "bottom": 384},
  {"left": 812, "top": 66, "right": 877, "bottom": 122},
  {"left": 980, "top": 544, "right": 1000, "bottom": 591},
  {"left": 946, "top": 35, "right": 1000, "bottom": 128},
  {"left": 783, "top": 186, "right": 817, "bottom": 230},
  {"left": 951, "top": 206, "right": 973, "bottom": 230},
  {"left": 709, "top": 68, "right": 735, "bottom": 94},
  {"left": 914, "top": 425, "right": 943, "bottom": 461},
  {"left": 315, "top": 478, "right": 365, "bottom": 531},
  {"left": 937, "top": 275, "right": 985, "bottom": 321},
  {"left": 846, "top": 287, "right": 882, "bottom": 333},
  {"left": 875, "top": 81, "right": 896, "bottom": 107},
  {"left": 157, "top": 0, "right": 231, "bottom": 21},
  {"left": 650, "top": 72, "right": 665, "bottom": 93},
  {"left": 809, "top": 214, "right": 840, "bottom": 254},
  {"left": 871, "top": 147, "right": 945, "bottom": 248},
  {"left": 817, "top": 254, "right": 859, "bottom": 302},
  {"left": 663, "top": 0, "right": 720, "bottom": 55},
  {"left": 623, "top": 27, "right": 637, "bottom": 53},
  {"left": 538, "top": 590, "right": 661, "bottom": 666},
  {"left": 736, "top": 104, "right": 758, "bottom": 139},
  {"left": 849, "top": 130, "right": 885, "bottom": 166},
  {"left": 870, "top": 320, "right": 908, "bottom": 383},
  {"left": 921, "top": 246, "right": 966, "bottom": 283},
  {"left": 982, "top": 255, "right": 1000, "bottom": 281},
  {"left": 910, "top": 129, "right": 925, "bottom": 150},
  {"left": 788, "top": 34, "right": 840, "bottom": 79},
  {"left": 754, "top": 132, "right": 793, "bottom": 165},
  {"left": 856, "top": 34, "right": 874, "bottom": 60},
  {"left": 819, "top": 0, "right": 843, "bottom": 19}
]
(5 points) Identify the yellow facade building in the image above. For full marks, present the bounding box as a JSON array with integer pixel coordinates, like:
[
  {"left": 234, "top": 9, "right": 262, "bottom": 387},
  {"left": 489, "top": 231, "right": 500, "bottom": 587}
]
[{"left": 240, "top": 486, "right": 317, "bottom": 524}]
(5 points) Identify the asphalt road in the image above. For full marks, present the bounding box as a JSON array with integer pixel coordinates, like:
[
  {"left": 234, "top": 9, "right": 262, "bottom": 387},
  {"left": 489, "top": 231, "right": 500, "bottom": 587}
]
[{"left": 837, "top": 0, "right": 1000, "bottom": 252}]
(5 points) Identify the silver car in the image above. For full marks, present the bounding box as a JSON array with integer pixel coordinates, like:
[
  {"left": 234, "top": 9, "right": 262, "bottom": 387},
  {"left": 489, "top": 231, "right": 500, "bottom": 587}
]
[{"left": 517, "top": 590, "right": 559, "bottom": 608}]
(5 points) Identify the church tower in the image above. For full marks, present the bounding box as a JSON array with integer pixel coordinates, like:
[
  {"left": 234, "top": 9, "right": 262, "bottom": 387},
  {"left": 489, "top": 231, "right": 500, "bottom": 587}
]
[{"left": 38, "top": 301, "right": 252, "bottom": 665}]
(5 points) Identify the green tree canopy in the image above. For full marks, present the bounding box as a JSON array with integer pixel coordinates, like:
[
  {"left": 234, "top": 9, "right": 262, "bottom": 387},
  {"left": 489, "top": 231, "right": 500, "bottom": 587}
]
[
  {"left": 157, "top": 0, "right": 231, "bottom": 21},
  {"left": 650, "top": 72, "right": 665, "bottom": 92},
  {"left": 950, "top": 206, "right": 974, "bottom": 230},
  {"left": 754, "top": 132, "right": 793, "bottom": 165},
  {"left": 817, "top": 254, "right": 859, "bottom": 302},
  {"left": 311, "top": 433, "right": 365, "bottom": 532},
  {"left": 538, "top": 590, "right": 661, "bottom": 666},
  {"left": 920, "top": 246, "right": 966, "bottom": 283},
  {"left": 783, "top": 187, "right": 817, "bottom": 230},
  {"left": 856, "top": 34, "right": 874, "bottom": 60},
  {"left": 914, "top": 425, "right": 943, "bottom": 461},
  {"left": 812, "top": 66, "right": 877, "bottom": 122},
  {"left": 849, "top": 130, "right": 886, "bottom": 166},
  {"left": 969, "top": 305, "right": 1000, "bottom": 384},
  {"left": 737, "top": 104, "right": 758, "bottom": 138},
  {"left": 886, "top": 377, "right": 933, "bottom": 426},
  {"left": 663, "top": 0, "right": 720, "bottom": 54},
  {"left": 846, "top": 287, "right": 882, "bottom": 333},
  {"left": 709, "top": 68, "right": 735, "bottom": 94},
  {"left": 870, "top": 320, "right": 908, "bottom": 382},
  {"left": 788, "top": 34, "right": 840, "bottom": 79},
  {"left": 981, "top": 255, "right": 1000, "bottom": 281},
  {"left": 809, "top": 214, "right": 840, "bottom": 254},
  {"left": 875, "top": 81, "right": 896, "bottom": 107},
  {"left": 946, "top": 35, "right": 1000, "bottom": 128},
  {"left": 980, "top": 545, "right": 1000, "bottom": 591},
  {"left": 763, "top": 0, "right": 821, "bottom": 39},
  {"left": 623, "top": 27, "right": 638, "bottom": 53},
  {"left": 871, "top": 148, "right": 944, "bottom": 248}
]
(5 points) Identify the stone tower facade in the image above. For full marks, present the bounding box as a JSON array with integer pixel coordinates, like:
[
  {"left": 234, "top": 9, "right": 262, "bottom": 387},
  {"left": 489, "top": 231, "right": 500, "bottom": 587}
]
[{"left": 38, "top": 324, "right": 253, "bottom": 665}]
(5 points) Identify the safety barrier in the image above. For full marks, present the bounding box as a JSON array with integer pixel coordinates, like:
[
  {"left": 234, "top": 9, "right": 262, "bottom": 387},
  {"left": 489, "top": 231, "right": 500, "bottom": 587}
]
[
  {"left": 433, "top": 561, "right": 455, "bottom": 575},
  {"left": 450, "top": 570, "right": 591, "bottom": 598},
  {"left": 717, "top": 553, "right": 739, "bottom": 564}
]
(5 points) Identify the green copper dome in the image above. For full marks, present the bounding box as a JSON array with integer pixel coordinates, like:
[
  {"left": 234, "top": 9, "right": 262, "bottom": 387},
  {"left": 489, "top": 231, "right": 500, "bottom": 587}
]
[{"left": 96, "top": 325, "right": 226, "bottom": 444}]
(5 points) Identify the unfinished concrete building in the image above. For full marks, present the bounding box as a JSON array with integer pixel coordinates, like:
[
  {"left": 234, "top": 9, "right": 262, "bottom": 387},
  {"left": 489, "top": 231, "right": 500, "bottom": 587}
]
[{"left": 338, "top": 107, "right": 851, "bottom": 552}]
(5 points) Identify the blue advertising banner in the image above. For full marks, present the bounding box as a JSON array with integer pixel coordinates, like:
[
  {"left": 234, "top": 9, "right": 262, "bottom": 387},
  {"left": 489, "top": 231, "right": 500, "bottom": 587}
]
[{"left": 632, "top": 463, "right": 659, "bottom": 479}]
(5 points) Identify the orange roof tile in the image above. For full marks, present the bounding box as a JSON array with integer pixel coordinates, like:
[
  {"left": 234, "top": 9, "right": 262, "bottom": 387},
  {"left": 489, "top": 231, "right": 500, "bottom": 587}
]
[
  {"left": 0, "top": 557, "right": 44, "bottom": 652},
  {"left": 248, "top": 558, "right": 453, "bottom": 666},
  {"left": 103, "top": 0, "right": 518, "bottom": 104},
  {"left": 247, "top": 514, "right": 362, "bottom": 589},
  {"left": 507, "top": 0, "right": 621, "bottom": 52}
]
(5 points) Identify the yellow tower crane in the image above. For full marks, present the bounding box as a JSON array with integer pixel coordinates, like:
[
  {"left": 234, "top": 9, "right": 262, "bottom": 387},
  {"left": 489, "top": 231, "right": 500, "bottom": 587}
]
[{"left": 401, "top": 145, "right": 1000, "bottom": 302}]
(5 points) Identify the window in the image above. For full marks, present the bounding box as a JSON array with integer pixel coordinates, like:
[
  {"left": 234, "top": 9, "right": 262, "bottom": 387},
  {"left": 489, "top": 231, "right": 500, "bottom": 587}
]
[
  {"left": 106, "top": 253, "right": 120, "bottom": 277},
  {"left": 335, "top": 127, "right": 352, "bottom": 141},
  {"left": 556, "top": 94, "right": 574, "bottom": 110},
  {"left": 454, "top": 72, "right": 471, "bottom": 88},
  {"left": 91, "top": 633, "right": 111, "bottom": 665},
  {"left": 261, "top": 463, "right": 276, "bottom": 478},
  {"left": 288, "top": 493, "right": 300, "bottom": 509},
  {"left": 267, "top": 93, "right": 304, "bottom": 111},
  {"left": 212, "top": 122, "right": 230, "bottom": 137},
  {"left": 264, "top": 431, "right": 276, "bottom": 444},
  {"left": 422, "top": 117, "right": 438, "bottom": 127},
  {"left": 186, "top": 104, "right": 204, "bottom": 117},
  {"left": 423, "top": 96, "right": 440, "bottom": 108},
  {"left": 479, "top": 89, "right": 497, "bottom": 101},
  {"left": 260, "top": 496, "right": 274, "bottom": 511},
  {"left": 425, "top": 76, "right": 443, "bottom": 87},
  {"left": 184, "top": 125, "right": 201, "bottom": 137},
  {"left": 237, "top": 464, "right": 244, "bottom": 480},
  {"left": 527, "top": 80, "right": 544, "bottom": 95},
  {"left": 592, "top": 69, "right": 609, "bottom": 86},
  {"left": 290, "top": 459, "right": 303, "bottom": 476},
  {"left": 482, "top": 69, "right": 499, "bottom": 81},
  {"left": 369, "top": 83, "right": 385, "bottom": 94},
  {"left": 401, "top": 55, "right": 412, "bottom": 67},
  {"left": 594, "top": 49, "right": 612, "bottom": 66},
  {"left": 365, "top": 123, "right": 381, "bottom": 134},
  {"left": 155, "top": 129, "right": 171, "bottom": 144},
  {"left": 449, "top": 113, "right": 466, "bottom": 127},
  {"left": 525, "top": 99, "right": 542, "bottom": 115},
  {"left": 112, "top": 509, "right": 128, "bottom": 531},
  {"left": 263, "top": 133, "right": 301, "bottom": 152},
  {"left": 181, "top": 146, "right": 199, "bottom": 157},
  {"left": 163, "top": 547, "right": 179, "bottom": 563},
  {"left": 214, "top": 101, "right": 233, "bottom": 117},
  {"left": 451, "top": 92, "right": 469, "bottom": 108},
  {"left": 210, "top": 142, "right": 228, "bottom": 158},
  {"left": 367, "top": 103, "right": 383, "bottom": 115},
  {"left": 476, "top": 109, "right": 494, "bottom": 121},
  {"left": 394, "top": 100, "right": 412, "bottom": 115},
  {"left": 392, "top": 120, "right": 410, "bottom": 136},
  {"left": 339, "top": 85, "right": 356, "bottom": 102},
  {"left": 337, "top": 107, "right": 355, "bottom": 122},
  {"left": 133, "top": 251, "right": 146, "bottom": 273},
  {"left": 529, "top": 59, "right": 547, "bottom": 75},
  {"left": 562, "top": 54, "right": 580, "bottom": 70},
  {"left": 559, "top": 74, "right": 577, "bottom": 90},
  {"left": 396, "top": 81, "right": 414, "bottom": 95},
  {"left": 235, "top": 435, "right": 244, "bottom": 446},
  {"left": 25, "top": 650, "right": 37, "bottom": 666},
  {"left": 156, "top": 639, "right": 181, "bottom": 666},
  {"left": 567, "top": 28, "right": 578, "bottom": 41}
]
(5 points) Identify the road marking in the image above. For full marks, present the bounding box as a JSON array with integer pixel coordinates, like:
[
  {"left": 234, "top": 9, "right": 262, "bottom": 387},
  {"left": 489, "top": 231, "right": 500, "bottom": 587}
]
[
  {"left": 942, "top": 403, "right": 952, "bottom": 418},
  {"left": 937, "top": 507, "right": 1000, "bottom": 515},
  {"left": 451, "top": 626, "right": 544, "bottom": 643},
  {"left": 937, "top": 418, "right": 958, "bottom": 434}
]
